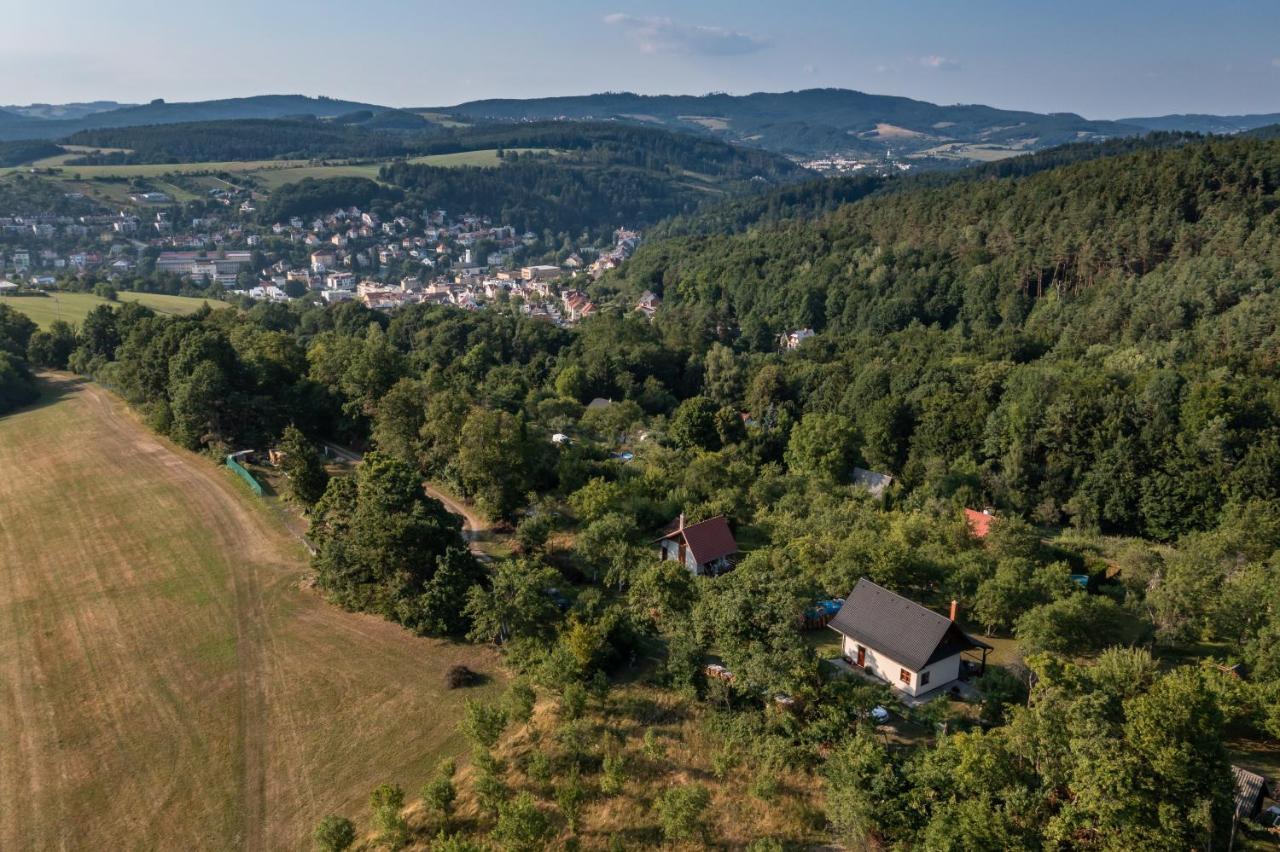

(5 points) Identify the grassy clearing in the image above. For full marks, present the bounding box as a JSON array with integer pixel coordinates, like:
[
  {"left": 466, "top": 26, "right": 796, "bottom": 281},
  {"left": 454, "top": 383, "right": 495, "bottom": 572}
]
[
  {"left": 0, "top": 374, "right": 504, "bottom": 849},
  {"left": 405, "top": 685, "right": 826, "bottom": 849},
  {"left": 3, "top": 148, "right": 546, "bottom": 206},
  {"left": 0, "top": 290, "right": 231, "bottom": 329}
]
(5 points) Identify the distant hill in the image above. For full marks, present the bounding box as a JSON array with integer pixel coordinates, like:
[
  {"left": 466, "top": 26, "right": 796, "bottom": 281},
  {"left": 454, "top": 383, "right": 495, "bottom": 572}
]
[
  {"left": 429, "top": 88, "right": 1148, "bottom": 161},
  {"left": 1246, "top": 123, "right": 1280, "bottom": 140},
  {"left": 0, "top": 95, "right": 405, "bottom": 141},
  {"left": 2, "top": 101, "right": 132, "bottom": 121},
  {"left": 1121, "top": 112, "right": 1280, "bottom": 134}
]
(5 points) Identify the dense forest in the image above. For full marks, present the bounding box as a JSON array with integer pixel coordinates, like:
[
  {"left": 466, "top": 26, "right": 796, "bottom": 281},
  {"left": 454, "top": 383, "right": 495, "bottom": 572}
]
[
  {"left": 257, "top": 124, "right": 805, "bottom": 237},
  {"left": 64, "top": 118, "right": 439, "bottom": 164},
  {"left": 0, "top": 139, "right": 62, "bottom": 167},
  {"left": 603, "top": 135, "right": 1280, "bottom": 540},
  {"left": 11, "top": 131, "right": 1280, "bottom": 848}
]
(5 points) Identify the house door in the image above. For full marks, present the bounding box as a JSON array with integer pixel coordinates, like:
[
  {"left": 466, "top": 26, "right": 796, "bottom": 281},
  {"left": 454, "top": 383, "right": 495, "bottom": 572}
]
[{"left": 856, "top": 645, "right": 866, "bottom": 667}]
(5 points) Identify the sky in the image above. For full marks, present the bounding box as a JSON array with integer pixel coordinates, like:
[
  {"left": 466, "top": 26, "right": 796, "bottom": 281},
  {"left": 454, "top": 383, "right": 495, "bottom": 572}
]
[{"left": 3, "top": 0, "right": 1280, "bottom": 118}]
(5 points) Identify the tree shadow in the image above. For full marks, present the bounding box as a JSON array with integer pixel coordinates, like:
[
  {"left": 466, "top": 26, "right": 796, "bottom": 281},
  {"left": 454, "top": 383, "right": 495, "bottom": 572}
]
[{"left": 0, "top": 371, "right": 86, "bottom": 422}]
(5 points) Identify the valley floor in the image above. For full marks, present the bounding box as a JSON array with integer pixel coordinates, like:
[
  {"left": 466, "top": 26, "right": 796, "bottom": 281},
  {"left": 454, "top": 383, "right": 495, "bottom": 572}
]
[{"left": 0, "top": 374, "right": 503, "bottom": 850}]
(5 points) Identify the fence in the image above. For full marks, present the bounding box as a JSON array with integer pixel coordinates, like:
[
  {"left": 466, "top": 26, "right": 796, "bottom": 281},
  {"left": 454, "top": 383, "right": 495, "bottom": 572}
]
[{"left": 226, "top": 453, "right": 264, "bottom": 497}]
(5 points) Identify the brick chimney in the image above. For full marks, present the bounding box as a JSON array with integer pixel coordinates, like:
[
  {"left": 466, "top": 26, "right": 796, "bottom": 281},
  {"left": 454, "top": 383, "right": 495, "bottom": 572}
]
[
  {"left": 677, "top": 512, "right": 685, "bottom": 532},
  {"left": 949, "top": 599, "right": 958, "bottom": 621}
]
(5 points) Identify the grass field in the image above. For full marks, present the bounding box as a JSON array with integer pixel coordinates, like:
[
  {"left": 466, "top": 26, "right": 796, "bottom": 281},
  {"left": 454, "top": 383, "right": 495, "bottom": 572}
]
[
  {"left": 3, "top": 146, "right": 553, "bottom": 209},
  {"left": 0, "top": 291, "right": 231, "bottom": 329},
  {"left": 0, "top": 374, "right": 504, "bottom": 850}
]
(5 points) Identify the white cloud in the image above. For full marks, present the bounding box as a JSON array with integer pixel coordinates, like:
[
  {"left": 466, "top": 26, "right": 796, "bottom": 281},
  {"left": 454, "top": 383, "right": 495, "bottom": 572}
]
[
  {"left": 920, "top": 55, "right": 961, "bottom": 71},
  {"left": 604, "top": 13, "right": 771, "bottom": 57}
]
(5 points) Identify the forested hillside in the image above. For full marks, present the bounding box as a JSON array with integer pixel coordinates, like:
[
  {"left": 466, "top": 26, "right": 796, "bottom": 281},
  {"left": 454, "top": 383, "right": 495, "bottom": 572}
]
[
  {"left": 248, "top": 124, "right": 803, "bottom": 235},
  {"left": 601, "top": 135, "right": 1280, "bottom": 540},
  {"left": 436, "top": 88, "right": 1142, "bottom": 159},
  {"left": 64, "top": 118, "right": 440, "bottom": 163}
]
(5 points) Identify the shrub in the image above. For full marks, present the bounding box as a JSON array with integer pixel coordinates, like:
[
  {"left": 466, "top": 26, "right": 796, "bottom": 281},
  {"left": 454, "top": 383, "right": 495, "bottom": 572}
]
[
  {"left": 446, "top": 665, "right": 480, "bottom": 689},
  {"left": 312, "top": 815, "right": 356, "bottom": 852},
  {"left": 654, "top": 783, "right": 711, "bottom": 842}
]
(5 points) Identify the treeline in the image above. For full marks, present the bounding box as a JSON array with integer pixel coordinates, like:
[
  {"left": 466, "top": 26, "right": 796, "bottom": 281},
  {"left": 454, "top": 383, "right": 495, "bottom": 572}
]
[
  {"left": 602, "top": 134, "right": 1280, "bottom": 539},
  {"left": 258, "top": 176, "right": 403, "bottom": 223},
  {"left": 404, "top": 121, "right": 805, "bottom": 181},
  {"left": 0, "top": 139, "right": 61, "bottom": 167},
  {"left": 64, "top": 119, "right": 436, "bottom": 164},
  {"left": 0, "top": 304, "right": 40, "bottom": 413}
]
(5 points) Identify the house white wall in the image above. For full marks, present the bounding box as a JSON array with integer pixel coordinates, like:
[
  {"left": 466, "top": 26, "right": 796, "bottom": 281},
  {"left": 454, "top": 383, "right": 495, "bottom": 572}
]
[
  {"left": 839, "top": 633, "right": 962, "bottom": 697},
  {"left": 659, "top": 539, "right": 701, "bottom": 574}
]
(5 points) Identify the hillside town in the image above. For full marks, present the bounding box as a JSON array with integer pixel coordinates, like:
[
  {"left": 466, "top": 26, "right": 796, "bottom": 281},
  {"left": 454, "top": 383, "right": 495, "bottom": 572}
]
[{"left": 0, "top": 198, "right": 643, "bottom": 326}]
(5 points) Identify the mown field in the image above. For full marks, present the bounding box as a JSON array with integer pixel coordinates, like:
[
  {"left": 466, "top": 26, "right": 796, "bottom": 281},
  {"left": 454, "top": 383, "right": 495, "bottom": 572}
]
[
  {"left": 0, "top": 290, "right": 231, "bottom": 329},
  {"left": 0, "top": 374, "right": 504, "bottom": 850}
]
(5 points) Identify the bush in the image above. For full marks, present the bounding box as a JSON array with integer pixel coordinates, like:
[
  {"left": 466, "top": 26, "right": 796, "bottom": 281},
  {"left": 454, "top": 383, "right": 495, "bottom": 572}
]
[
  {"left": 445, "top": 665, "right": 480, "bottom": 689},
  {"left": 600, "top": 751, "right": 627, "bottom": 796},
  {"left": 654, "top": 783, "right": 711, "bottom": 842},
  {"left": 312, "top": 815, "right": 356, "bottom": 852},
  {"left": 492, "top": 792, "right": 551, "bottom": 852},
  {"left": 459, "top": 699, "right": 507, "bottom": 747}
]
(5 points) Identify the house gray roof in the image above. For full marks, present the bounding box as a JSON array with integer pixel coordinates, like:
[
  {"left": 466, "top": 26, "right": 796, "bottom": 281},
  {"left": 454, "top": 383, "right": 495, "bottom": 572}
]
[
  {"left": 1233, "top": 765, "right": 1271, "bottom": 818},
  {"left": 829, "top": 578, "right": 989, "bottom": 671}
]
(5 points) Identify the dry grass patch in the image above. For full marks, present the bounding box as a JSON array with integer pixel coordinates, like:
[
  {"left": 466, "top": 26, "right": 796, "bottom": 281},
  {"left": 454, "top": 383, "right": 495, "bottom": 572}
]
[{"left": 0, "top": 375, "right": 504, "bottom": 850}]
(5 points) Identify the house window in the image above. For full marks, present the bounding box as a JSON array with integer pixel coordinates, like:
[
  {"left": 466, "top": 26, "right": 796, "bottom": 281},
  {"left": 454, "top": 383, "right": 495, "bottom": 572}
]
[
  {"left": 900, "top": 668, "right": 912, "bottom": 685},
  {"left": 920, "top": 670, "right": 931, "bottom": 686}
]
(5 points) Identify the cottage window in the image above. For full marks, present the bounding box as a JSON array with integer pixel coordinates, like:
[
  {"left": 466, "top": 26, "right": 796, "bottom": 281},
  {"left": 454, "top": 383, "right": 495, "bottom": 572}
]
[
  {"left": 920, "top": 670, "right": 931, "bottom": 686},
  {"left": 900, "top": 668, "right": 912, "bottom": 685}
]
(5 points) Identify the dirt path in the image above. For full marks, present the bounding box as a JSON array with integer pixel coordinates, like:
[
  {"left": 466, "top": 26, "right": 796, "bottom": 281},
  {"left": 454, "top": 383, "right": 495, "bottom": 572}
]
[
  {"left": 323, "top": 442, "right": 493, "bottom": 557},
  {"left": 421, "top": 483, "right": 488, "bottom": 542},
  {"left": 0, "top": 375, "right": 504, "bottom": 850}
]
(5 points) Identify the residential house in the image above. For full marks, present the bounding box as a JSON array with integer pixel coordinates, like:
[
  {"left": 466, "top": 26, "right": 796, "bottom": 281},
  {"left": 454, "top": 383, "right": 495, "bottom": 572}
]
[
  {"left": 311, "top": 249, "right": 338, "bottom": 273},
  {"left": 636, "top": 290, "right": 661, "bottom": 319},
  {"left": 964, "top": 508, "right": 995, "bottom": 538},
  {"left": 655, "top": 514, "right": 739, "bottom": 577},
  {"left": 829, "top": 578, "right": 991, "bottom": 698}
]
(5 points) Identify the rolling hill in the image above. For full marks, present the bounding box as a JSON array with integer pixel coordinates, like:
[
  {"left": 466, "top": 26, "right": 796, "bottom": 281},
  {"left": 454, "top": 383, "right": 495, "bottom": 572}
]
[
  {"left": 0, "top": 95, "right": 405, "bottom": 141},
  {"left": 430, "top": 88, "right": 1147, "bottom": 160},
  {"left": 1121, "top": 112, "right": 1280, "bottom": 134}
]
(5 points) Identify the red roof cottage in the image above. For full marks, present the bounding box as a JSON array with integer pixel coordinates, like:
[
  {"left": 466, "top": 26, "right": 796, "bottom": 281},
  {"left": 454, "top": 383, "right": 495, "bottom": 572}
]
[{"left": 655, "top": 514, "right": 738, "bottom": 577}]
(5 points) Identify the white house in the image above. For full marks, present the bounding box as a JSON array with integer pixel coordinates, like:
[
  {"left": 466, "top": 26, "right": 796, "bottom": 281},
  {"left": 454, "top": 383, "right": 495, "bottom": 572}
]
[
  {"left": 829, "top": 578, "right": 990, "bottom": 698},
  {"left": 654, "top": 514, "right": 739, "bottom": 577}
]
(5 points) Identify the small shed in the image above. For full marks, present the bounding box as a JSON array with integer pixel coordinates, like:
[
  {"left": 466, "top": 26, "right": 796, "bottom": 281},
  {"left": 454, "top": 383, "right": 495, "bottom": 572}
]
[
  {"left": 1233, "top": 765, "right": 1272, "bottom": 820},
  {"left": 852, "top": 467, "right": 894, "bottom": 499}
]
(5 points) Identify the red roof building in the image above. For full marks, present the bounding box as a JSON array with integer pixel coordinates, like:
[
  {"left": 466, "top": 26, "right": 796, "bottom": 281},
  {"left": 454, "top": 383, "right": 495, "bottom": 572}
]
[
  {"left": 655, "top": 514, "right": 739, "bottom": 576},
  {"left": 965, "top": 508, "right": 995, "bottom": 539}
]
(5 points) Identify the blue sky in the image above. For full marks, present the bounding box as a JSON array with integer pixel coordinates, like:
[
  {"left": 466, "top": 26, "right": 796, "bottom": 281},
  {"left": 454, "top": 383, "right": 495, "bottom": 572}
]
[{"left": 4, "top": 0, "right": 1280, "bottom": 118}]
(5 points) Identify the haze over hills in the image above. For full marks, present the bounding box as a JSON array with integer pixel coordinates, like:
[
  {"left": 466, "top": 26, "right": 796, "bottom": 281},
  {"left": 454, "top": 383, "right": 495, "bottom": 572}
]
[
  {"left": 430, "top": 88, "right": 1151, "bottom": 161},
  {"left": 1120, "top": 112, "right": 1280, "bottom": 134},
  {"left": 2, "top": 101, "right": 133, "bottom": 121},
  {"left": 0, "top": 94, "right": 399, "bottom": 140},
  {"left": 2, "top": 88, "right": 1280, "bottom": 167}
]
